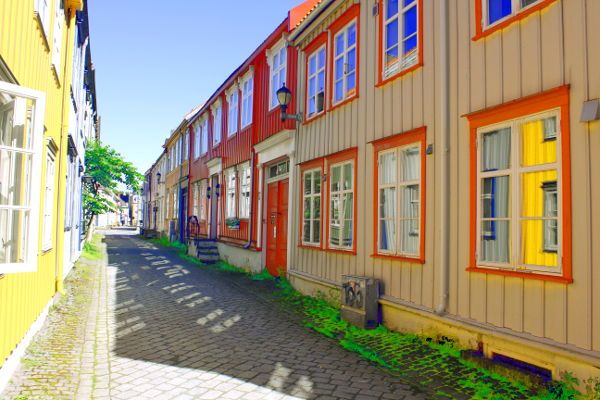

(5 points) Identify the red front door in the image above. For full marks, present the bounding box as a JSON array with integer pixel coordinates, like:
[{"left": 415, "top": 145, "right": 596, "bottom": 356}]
[{"left": 266, "top": 179, "right": 288, "bottom": 276}]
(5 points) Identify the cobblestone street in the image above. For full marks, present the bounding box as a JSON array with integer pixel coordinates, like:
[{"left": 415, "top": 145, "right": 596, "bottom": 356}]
[{"left": 2, "top": 231, "right": 426, "bottom": 400}]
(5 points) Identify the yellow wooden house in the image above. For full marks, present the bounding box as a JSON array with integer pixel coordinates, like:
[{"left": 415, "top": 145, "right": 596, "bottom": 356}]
[{"left": 0, "top": 0, "right": 84, "bottom": 391}]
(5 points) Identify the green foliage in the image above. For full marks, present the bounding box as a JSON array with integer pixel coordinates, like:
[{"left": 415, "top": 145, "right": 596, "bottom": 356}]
[
  {"left": 251, "top": 270, "right": 276, "bottom": 281},
  {"left": 83, "top": 141, "right": 143, "bottom": 220},
  {"left": 81, "top": 235, "right": 102, "bottom": 260}
]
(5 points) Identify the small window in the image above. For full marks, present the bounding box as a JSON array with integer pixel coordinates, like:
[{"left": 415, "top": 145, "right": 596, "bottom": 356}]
[
  {"left": 268, "top": 160, "right": 290, "bottom": 179},
  {"left": 302, "top": 169, "right": 322, "bottom": 245},
  {"left": 228, "top": 90, "right": 239, "bottom": 136},
  {"left": 213, "top": 104, "right": 222, "bottom": 145},
  {"left": 241, "top": 76, "right": 253, "bottom": 128},
  {"left": 307, "top": 46, "right": 327, "bottom": 118},
  {"left": 333, "top": 21, "right": 357, "bottom": 104},
  {"left": 239, "top": 163, "right": 251, "bottom": 218}
]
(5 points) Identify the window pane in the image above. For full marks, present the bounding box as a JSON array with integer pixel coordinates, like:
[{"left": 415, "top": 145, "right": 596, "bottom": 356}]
[
  {"left": 521, "top": 0, "right": 539, "bottom": 7},
  {"left": 380, "top": 188, "right": 396, "bottom": 219},
  {"left": 0, "top": 96, "right": 34, "bottom": 151},
  {"left": 343, "top": 193, "right": 353, "bottom": 247},
  {"left": 335, "top": 58, "right": 345, "bottom": 81},
  {"left": 335, "top": 81, "right": 344, "bottom": 103},
  {"left": 314, "top": 196, "right": 321, "bottom": 218},
  {"left": 521, "top": 119, "right": 557, "bottom": 167},
  {"left": 401, "top": 147, "right": 420, "bottom": 181},
  {"left": 303, "top": 221, "right": 311, "bottom": 242},
  {"left": 403, "top": 35, "right": 418, "bottom": 55},
  {"left": 304, "top": 173, "right": 312, "bottom": 195},
  {"left": 335, "top": 34, "right": 344, "bottom": 57},
  {"left": 347, "top": 48, "right": 356, "bottom": 72},
  {"left": 522, "top": 220, "right": 559, "bottom": 267},
  {"left": 347, "top": 23, "right": 356, "bottom": 46},
  {"left": 482, "top": 128, "right": 511, "bottom": 171},
  {"left": 346, "top": 72, "right": 356, "bottom": 94},
  {"left": 317, "top": 48, "right": 326, "bottom": 69},
  {"left": 343, "top": 163, "right": 353, "bottom": 190},
  {"left": 488, "top": 0, "right": 512, "bottom": 24},
  {"left": 331, "top": 166, "right": 341, "bottom": 192},
  {"left": 403, "top": 5, "right": 417, "bottom": 38},
  {"left": 386, "top": 0, "right": 399, "bottom": 19},
  {"left": 314, "top": 171, "right": 321, "bottom": 194},
  {"left": 521, "top": 170, "right": 557, "bottom": 218},
  {"left": 481, "top": 220, "right": 510, "bottom": 263},
  {"left": 379, "top": 152, "right": 396, "bottom": 185},
  {"left": 386, "top": 19, "right": 399, "bottom": 51},
  {"left": 400, "top": 219, "right": 419, "bottom": 254},
  {"left": 0, "top": 209, "right": 29, "bottom": 264},
  {"left": 0, "top": 150, "right": 33, "bottom": 207},
  {"left": 312, "top": 220, "right": 320, "bottom": 243},
  {"left": 380, "top": 219, "right": 396, "bottom": 252},
  {"left": 309, "top": 56, "right": 316, "bottom": 75},
  {"left": 304, "top": 198, "right": 312, "bottom": 219},
  {"left": 482, "top": 176, "right": 510, "bottom": 219}
]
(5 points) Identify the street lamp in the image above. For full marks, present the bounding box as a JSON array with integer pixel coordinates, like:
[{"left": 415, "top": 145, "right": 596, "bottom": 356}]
[{"left": 276, "top": 84, "right": 302, "bottom": 122}]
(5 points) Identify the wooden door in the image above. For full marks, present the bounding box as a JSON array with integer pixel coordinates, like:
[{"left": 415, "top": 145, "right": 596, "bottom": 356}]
[{"left": 266, "top": 179, "right": 288, "bottom": 276}]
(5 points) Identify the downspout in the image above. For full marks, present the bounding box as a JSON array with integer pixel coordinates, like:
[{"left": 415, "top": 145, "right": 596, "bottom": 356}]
[
  {"left": 244, "top": 148, "right": 256, "bottom": 249},
  {"left": 55, "top": 6, "right": 76, "bottom": 294},
  {"left": 186, "top": 125, "right": 192, "bottom": 240},
  {"left": 435, "top": 0, "right": 450, "bottom": 315}
]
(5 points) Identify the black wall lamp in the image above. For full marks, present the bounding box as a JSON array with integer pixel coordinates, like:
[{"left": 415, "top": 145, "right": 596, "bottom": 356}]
[
  {"left": 156, "top": 172, "right": 162, "bottom": 184},
  {"left": 277, "top": 84, "right": 302, "bottom": 122}
]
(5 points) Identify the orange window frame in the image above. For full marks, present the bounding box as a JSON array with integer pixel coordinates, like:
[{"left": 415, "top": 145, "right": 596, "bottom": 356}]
[
  {"left": 299, "top": 158, "right": 325, "bottom": 250},
  {"left": 328, "top": 4, "right": 360, "bottom": 111},
  {"left": 473, "top": 0, "right": 558, "bottom": 41},
  {"left": 465, "top": 85, "right": 572, "bottom": 284},
  {"left": 372, "top": 127, "right": 426, "bottom": 264},
  {"left": 376, "top": 0, "right": 423, "bottom": 87},
  {"left": 303, "top": 32, "right": 328, "bottom": 124},
  {"left": 297, "top": 148, "right": 358, "bottom": 255}
]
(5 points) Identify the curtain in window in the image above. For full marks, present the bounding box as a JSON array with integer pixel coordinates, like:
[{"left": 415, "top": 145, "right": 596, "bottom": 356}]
[
  {"left": 379, "top": 152, "right": 396, "bottom": 252},
  {"left": 399, "top": 147, "right": 419, "bottom": 255}
]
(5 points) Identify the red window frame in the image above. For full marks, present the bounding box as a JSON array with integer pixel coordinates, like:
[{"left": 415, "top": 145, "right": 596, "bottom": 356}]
[
  {"left": 372, "top": 127, "right": 426, "bottom": 263},
  {"left": 465, "top": 85, "right": 572, "bottom": 283},
  {"left": 473, "top": 0, "right": 558, "bottom": 41},
  {"left": 328, "top": 4, "right": 361, "bottom": 111},
  {"left": 376, "top": 0, "right": 424, "bottom": 87}
]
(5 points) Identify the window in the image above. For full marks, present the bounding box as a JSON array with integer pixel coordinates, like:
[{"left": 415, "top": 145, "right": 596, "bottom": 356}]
[
  {"left": 227, "top": 89, "right": 239, "bottom": 137},
  {"left": 239, "top": 163, "right": 251, "bottom": 219},
  {"left": 42, "top": 149, "right": 56, "bottom": 251},
  {"left": 302, "top": 169, "right": 321, "bottom": 246},
  {"left": 241, "top": 76, "right": 253, "bottom": 128},
  {"left": 172, "top": 191, "right": 178, "bottom": 219},
  {"left": 212, "top": 103, "right": 222, "bottom": 145},
  {"left": 382, "top": 0, "right": 419, "bottom": 80},
  {"left": 226, "top": 169, "right": 236, "bottom": 218},
  {"left": 268, "top": 160, "right": 289, "bottom": 179},
  {"left": 270, "top": 44, "right": 287, "bottom": 110},
  {"left": 329, "top": 161, "right": 354, "bottom": 249},
  {"left": 467, "top": 86, "right": 573, "bottom": 282},
  {"left": 485, "top": 0, "right": 543, "bottom": 26},
  {"left": 182, "top": 131, "right": 188, "bottom": 161},
  {"left": 333, "top": 21, "right": 357, "bottom": 104},
  {"left": 199, "top": 180, "right": 208, "bottom": 221},
  {"left": 194, "top": 123, "right": 201, "bottom": 159},
  {"left": 306, "top": 46, "right": 326, "bottom": 118},
  {"left": 192, "top": 182, "right": 199, "bottom": 217},
  {"left": 34, "top": 0, "right": 51, "bottom": 40},
  {"left": 0, "top": 82, "right": 45, "bottom": 273},
  {"left": 52, "top": 0, "right": 64, "bottom": 77},
  {"left": 201, "top": 118, "right": 209, "bottom": 155}
]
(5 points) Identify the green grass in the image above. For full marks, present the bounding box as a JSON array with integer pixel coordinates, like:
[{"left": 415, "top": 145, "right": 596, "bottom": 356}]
[{"left": 81, "top": 234, "right": 102, "bottom": 260}]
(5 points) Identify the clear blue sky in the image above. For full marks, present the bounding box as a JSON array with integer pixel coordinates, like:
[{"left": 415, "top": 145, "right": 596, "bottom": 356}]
[{"left": 88, "top": 0, "right": 303, "bottom": 173}]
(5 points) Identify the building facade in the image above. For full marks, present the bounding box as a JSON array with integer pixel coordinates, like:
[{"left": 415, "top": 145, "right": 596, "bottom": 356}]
[{"left": 0, "top": 0, "right": 86, "bottom": 391}]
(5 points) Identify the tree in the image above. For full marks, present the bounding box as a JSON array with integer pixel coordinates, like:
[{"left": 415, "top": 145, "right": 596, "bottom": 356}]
[{"left": 83, "top": 141, "right": 143, "bottom": 234}]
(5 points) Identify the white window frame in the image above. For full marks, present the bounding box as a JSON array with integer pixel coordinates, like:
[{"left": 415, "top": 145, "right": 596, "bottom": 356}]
[
  {"left": 0, "top": 81, "right": 45, "bottom": 273},
  {"left": 227, "top": 87, "right": 239, "bottom": 137},
  {"left": 200, "top": 116, "right": 209, "bottom": 156},
  {"left": 52, "top": 0, "right": 64, "bottom": 78},
  {"left": 382, "top": 0, "right": 419, "bottom": 79},
  {"left": 476, "top": 109, "right": 563, "bottom": 275},
  {"left": 268, "top": 41, "right": 287, "bottom": 110},
  {"left": 238, "top": 162, "right": 251, "bottom": 219},
  {"left": 328, "top": 160, "right": 354, "bottom": 250},
  {"left": 194, "top": 122, "right": 201, "bottom": 159},
  {"left": 306, "top": 45, "right": 327, "bottom": 118},
  {"left": 333, "top": 20, "right": 358, "bottom": 105},
  {"left": 42, "top": 148, "right": 56, "bottom": 251},
  {"left": 482, "top": 0, "right": 543, "bottom": 29},
  {"left": 302, "top": 168, "right": 322, "bottom": 246},
  {"left": 34, "top": 0, "right": 51, "bottom": 43},
  {"left": 211, "top": 101, "right": 222, "bottom": 146},
  {"left": 240, "top": 72, "right": 254, "bottom": 129},
  {"left": 225, "top": 168, "right": 237, "bottom": 218},
  {"left": 376, "top": 145, "right": 422, "bottom": 257}
]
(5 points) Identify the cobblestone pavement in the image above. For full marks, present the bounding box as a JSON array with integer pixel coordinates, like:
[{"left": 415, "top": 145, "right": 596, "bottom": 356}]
[{"left": 3, "top": 231, "right": 428, "bottom": 400}]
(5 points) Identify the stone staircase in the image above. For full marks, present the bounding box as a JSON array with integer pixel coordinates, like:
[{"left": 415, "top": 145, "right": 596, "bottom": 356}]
[{"left": 193, "top": 239, "right": 220, "bottom": 265}]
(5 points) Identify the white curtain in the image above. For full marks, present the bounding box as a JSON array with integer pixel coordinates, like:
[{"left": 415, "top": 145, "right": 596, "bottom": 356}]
[{"left": 379, "top": 152, "right": 396, "bottom": 252}]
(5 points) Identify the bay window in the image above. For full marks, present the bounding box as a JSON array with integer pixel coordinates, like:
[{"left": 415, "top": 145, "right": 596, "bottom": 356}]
[
  {"left": 329, "top": 161, "right": 354, "bottom": 250},
  {"left": 0, "top": 81, "right": 45, "bottom": 273},
  {"left": 239, "top": 163, "right": 251, "bottom": 219},
  {"left": 306, "top": 46, "right": 326, "bottom": 118},
  {"left": 241, "top": 76, "right": 253, "bottom": 128},
  {"left": 333, "top": 21, "right": 357, "bottom": 104},
  {"left": 302, "top": 169, "right": 322, "bottom": 246},
  {"left": 227, "top": 89, "right": 239, "bottom": 137},
  {"left": 269, "top": 44, "right": 287, "bottom": 110},
  {"left": 382, "top": 0, "right": 419, "bottom": 80}
]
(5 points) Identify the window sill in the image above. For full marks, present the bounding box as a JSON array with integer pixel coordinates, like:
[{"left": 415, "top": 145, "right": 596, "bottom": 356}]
[
  {"left": 376, "top": 62, "right": 423, "bottom": 88},
  {"left": 330, "top": 94, "right": 358, "bottom": 112},
  {"left": 472, "top": 0, "right": 558, "bottom": 41},
  {"left": 371, "top": 253, "right": 425, "bottom": 264},
  {"left": 466, "top": 266, "right": 572, "bottom": 284},
  {"left": 303, "top": 111, "right": 327, "bottom": 125},
  {"left": 324, "top": 247, "right": 356, "bottom": 256},
  {"left": 298, "top": 243, "right": 322, "bottom": 251}
]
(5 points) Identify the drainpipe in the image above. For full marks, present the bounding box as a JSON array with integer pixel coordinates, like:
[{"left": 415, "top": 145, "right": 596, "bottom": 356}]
[
  {"left": 244, "top": 148, "right": 256, "bottom": 249},
  {"left": 435, "top": 0, "right": 450, "bottom": 315}
]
